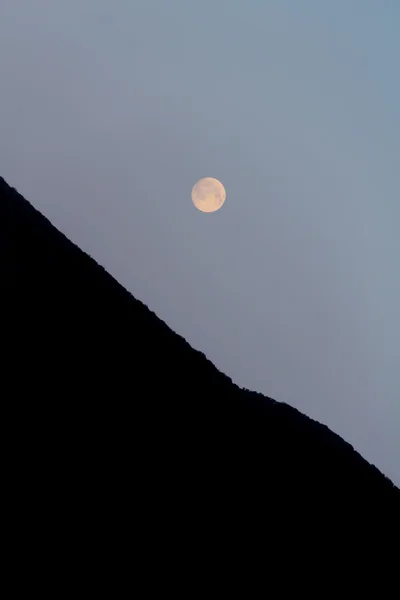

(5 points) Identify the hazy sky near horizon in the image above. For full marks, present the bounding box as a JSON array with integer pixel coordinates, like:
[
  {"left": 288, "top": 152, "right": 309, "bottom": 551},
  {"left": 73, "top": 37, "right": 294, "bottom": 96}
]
[{"left": 1, "top": 1, "right": 399, "bottom": 483}]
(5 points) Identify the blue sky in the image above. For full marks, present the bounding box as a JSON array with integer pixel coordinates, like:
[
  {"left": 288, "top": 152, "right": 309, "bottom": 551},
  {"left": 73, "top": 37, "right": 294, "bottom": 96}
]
[{"left": 0, "top": 0, "right": 399, "bottom": 483}]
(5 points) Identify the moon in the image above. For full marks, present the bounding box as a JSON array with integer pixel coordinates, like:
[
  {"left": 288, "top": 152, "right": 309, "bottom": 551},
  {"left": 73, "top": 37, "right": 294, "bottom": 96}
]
[{"left": 191, "top": 177, "right": 226, "bottom": 213}]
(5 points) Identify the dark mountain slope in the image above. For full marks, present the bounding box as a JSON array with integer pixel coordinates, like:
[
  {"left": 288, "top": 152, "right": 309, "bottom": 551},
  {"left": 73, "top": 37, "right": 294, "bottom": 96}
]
[{"left": 1, "top": 175, "right": 398, "bottom": 565}]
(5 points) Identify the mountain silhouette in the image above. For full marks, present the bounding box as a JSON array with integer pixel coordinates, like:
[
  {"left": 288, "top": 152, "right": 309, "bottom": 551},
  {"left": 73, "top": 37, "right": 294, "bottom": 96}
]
[{"left": 1, "top": 174, "right": 398, "bottom": 576}]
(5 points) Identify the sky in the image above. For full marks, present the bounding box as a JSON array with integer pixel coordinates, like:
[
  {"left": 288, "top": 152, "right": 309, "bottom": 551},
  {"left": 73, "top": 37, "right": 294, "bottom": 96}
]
[{"left": 0, "top": 0, "right": 399, "bottom": 484}]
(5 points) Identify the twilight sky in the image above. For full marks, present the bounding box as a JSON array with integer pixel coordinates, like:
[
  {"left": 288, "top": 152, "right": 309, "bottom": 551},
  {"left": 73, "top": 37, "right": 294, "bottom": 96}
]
[{"left": 1, "top": 0, "right": 399, "bottom": 484}]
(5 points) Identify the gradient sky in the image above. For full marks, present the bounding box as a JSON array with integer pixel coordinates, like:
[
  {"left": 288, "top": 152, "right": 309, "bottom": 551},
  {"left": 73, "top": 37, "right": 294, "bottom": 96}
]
[{"left": 1, "top": 0, "right": 399, "bottom": 484}]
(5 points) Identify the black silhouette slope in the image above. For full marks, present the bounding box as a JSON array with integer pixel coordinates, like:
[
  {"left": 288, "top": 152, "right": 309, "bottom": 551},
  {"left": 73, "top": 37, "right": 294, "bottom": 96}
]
[{"left": 1, "top": 175, "right": 398, "bottom": 550}]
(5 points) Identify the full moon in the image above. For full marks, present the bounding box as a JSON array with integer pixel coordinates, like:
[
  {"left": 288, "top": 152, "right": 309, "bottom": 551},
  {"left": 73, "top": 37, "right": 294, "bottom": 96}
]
[{"left": 191, "top": 177, "right": 226, "bottom": 213}]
